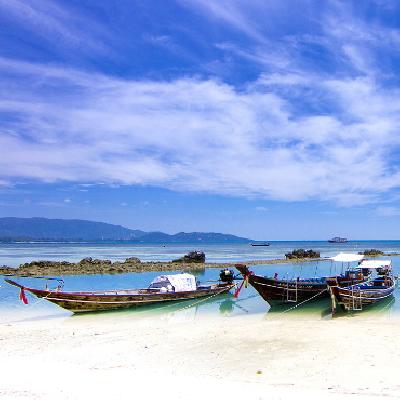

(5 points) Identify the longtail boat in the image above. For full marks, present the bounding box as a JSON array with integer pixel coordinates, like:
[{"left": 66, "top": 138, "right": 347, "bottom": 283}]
[
  {"left": 235, "top": 253, "right": 368, "bottom": 306},
  {"left": 5, "top": 271, "right": 235, "bottom": 313},
  {"left": 327, "top": 259, "right": 396, "bottom": 312}
]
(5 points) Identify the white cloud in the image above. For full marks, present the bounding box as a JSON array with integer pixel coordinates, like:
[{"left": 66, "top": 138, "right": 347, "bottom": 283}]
[
  {"left": 1, "top": 57, "right": 400, "bottom": 206},
  {"left": 2, "top": 2, "right": 400, "bottom": 207}
]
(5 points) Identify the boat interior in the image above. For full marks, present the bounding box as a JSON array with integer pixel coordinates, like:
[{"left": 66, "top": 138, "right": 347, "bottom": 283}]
[
  {"left": 48, "top": 283, "right": 219, "bottom": 296},
  {"left": 267, "top": 276, "right": 327, "bottom": 284},
  {"left": 355, "top": 277, "right": 394, "bottom": 290},
  {"left": 267, "top": 267, "right": 366, "bottom": 285}
]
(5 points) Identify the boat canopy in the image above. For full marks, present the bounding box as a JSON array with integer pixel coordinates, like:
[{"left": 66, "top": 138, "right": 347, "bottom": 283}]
[
  {"left": 359, "top": 260, "right": 392, "bottom": 269},
  {"left": 329, "top": 253, "right": 364, "bottom": 263},
  {"left": 149, "top": 273, "right": 197, "bottom": 292}
]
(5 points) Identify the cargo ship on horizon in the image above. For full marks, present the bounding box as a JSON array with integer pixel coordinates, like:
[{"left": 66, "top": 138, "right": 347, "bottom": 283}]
[{"left": 328, "top": 236, "right": 348, "bottom": 243}]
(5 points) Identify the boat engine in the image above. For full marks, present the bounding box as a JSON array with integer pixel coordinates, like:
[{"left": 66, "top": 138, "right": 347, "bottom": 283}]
[{"left": 219, "top": 269, "right": 235, "bottom": 284}]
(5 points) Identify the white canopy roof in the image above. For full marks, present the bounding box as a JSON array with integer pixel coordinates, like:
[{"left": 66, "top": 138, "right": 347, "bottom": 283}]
[
  {"left": 359, "top": 260, "right": 392, "bottom": 269},
  {"left": 329, "top": 253, "right": 364, "bottom": 263},
  {"left": 150, "top": 273, "right": 196, "bottom": 292}
]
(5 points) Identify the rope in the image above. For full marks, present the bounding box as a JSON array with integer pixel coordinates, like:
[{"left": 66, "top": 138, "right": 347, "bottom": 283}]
[
  {"left": 174, "top": 286, "right": 233, "bottom": 313},
  {"left": 377, "top": 296, "right": 396, "bottom": 314},
  {"left": 281, "top": 288, "right": 328, "bottom": 314},
  {"left": 26, "top": 290, "right": 55, "bottom": 308}
]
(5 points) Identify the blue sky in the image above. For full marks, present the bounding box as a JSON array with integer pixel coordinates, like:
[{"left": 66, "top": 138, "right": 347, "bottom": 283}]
[{"left": 1, "top": 0, "right": 400, "bottom": 239}]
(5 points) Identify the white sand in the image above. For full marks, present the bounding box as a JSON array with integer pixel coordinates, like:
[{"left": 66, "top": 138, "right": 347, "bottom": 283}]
[{"left": 0, "top": 309, "right": 399, "bottom": 400}]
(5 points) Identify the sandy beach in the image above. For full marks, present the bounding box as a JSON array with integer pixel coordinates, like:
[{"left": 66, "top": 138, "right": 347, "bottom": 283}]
[{"left": 1, "top": 308, "right": 399, "bottom": 400}]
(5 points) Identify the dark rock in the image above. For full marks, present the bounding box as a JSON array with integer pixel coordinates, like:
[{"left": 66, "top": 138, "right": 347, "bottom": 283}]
[
  {"left": 172, "top": 251, "right": 205, "bottom": 263},
  {"left": 0, "top": 266, "right": 17, "bottom": 274},
  {"left": 124, "top": 257, "right": 141, "bottom": 264},
  {"left": 78, "top": 258, "right": 111, "bottom": 265},
  {"left": 358, "top": 249, "right": 384, "bottom": 256},
  {"left": 285, "top": 249, "right": 320, "bottom": 259}
]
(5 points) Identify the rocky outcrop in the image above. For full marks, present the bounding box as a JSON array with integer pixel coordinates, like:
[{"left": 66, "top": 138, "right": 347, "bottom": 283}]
[
  {"left": 123, "top": 257, "right": 141, "bottom": 264},
  {"left": 80, "top": 257, "right": 111, "bottom": 265},
  {"left": 285, "top": 249, "right": 320, "bottom": 259},
  {"left": 0, "top": 256, "right": 322, "bottom": 276},
  {"left": 358, "top": 249, "right": 384, "bottom": 257},
  {"left": 0, "top": 255, "right": 217, "bottom": 275},
  {"left": 172, "top": 251, "right": 205, "bottom": 263},
  {"left": 0, "top": 265, "right": 18, "bottom": 275},
  {"left": 4, "top": 257, "right": 143, "bottom": 275}
]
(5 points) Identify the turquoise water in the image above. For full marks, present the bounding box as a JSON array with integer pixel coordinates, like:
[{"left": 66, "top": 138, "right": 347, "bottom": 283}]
[
  {"left": 2, "top": 240, "right": 400, "bottom": 267},
  {"left": 1, "top": 254, "right": 399, "bottom": 323}
]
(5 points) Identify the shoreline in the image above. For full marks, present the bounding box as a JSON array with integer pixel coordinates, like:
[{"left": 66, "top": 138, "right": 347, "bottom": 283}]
[
  {"left": 0, "top": 257, "right": 323, "bottom": 276},
  {"left": 1, "top": 252, "right": 399, "bottom": 276}
]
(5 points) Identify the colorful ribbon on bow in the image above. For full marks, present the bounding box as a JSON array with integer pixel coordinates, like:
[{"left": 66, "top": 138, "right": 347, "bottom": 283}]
[
  {"left": 19, "top": 287, "right": 28, "bottom": 304},
  {"left": 234, "top": 271, "right": 252, "bottom": 298}
]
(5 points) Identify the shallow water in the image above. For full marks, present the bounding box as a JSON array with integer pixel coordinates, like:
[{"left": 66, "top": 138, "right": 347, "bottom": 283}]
[
  {"left": 2, "top": 240, "right": 400, "bottom": 267},
  {"left": 1, "top": 258, "right": 399, "bottom": 324}
]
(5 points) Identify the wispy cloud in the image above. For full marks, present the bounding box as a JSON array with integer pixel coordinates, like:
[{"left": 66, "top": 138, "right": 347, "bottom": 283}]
[
  {"left": 188, "top": 0, "right": 400, "bottom": 84},
  {"left": 2, "top": 1, "right": 400, "bottom": 208},
  {"left": 1, "top": 54, "right": 400, "bottom": 206},
  {"left": 0, "top": 180, "right": 13, "bottom": 188},
  {"left": 0, "top": 0, "right": 110, "bottom": 54},
  {"left": 180, "top": 0, "right": 267, "bottom": 42}
]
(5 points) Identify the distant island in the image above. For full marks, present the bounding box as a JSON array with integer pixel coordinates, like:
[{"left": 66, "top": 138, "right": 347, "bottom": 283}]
[{"left": 0, "top": 217, "right": 251, "bottom": 244}]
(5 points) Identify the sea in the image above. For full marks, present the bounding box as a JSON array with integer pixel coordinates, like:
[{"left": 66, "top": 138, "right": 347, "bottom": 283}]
[{"left": 0, "top": 240, "right": 399, "bottom": 323}]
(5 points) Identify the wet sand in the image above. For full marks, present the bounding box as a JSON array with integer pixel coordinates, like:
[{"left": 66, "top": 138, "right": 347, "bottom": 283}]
[{"left": 0, "top": 309, "right": 399, "bottom": 399}]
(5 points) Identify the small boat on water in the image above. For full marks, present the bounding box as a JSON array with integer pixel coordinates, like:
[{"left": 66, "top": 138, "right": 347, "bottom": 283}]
[
  {"left": 5, "top": 272, "right": 235, "bottom": 313},
  {"left": 328, "top": 237, "right": 348, "bottom": 243},
  {"left": 250, "top": 243, "right": 270, "bottom": 247},
  {"left": 235, "top": 253, "right": 367, "bottom": 306},
  {"left": 327, "top": 259, "right": 396, "bottom": 312}
]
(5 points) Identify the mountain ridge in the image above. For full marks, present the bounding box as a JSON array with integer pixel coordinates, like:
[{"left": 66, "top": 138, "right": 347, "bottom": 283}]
[{"left": 0, "top": 217, "right": 250, "bottom": 243}]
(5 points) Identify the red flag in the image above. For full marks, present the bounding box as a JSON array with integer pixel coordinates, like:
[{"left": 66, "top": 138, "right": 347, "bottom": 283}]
[
  {"left": 234, "top": 271, "right": 253, "bottom": 298},
  {"left": 234, "top": 281, "right": 244, "bottom": 298},
  {"left": 19, "top": 288, "right": 28, "bottom": 304}
]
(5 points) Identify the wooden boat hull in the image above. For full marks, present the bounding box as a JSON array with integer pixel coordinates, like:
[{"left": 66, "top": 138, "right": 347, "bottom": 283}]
[
  {"left": 236, "top": 265, "right": 365, "bottom": 306},
  {"left": 245, "top": 275, "right": 328, "bottom": 305},
  {"left": 5, "top": 279, "right": 235, "bottom": 313},
  {"left": 329, "top": 283, "right": 396, "bottom": 312}
]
